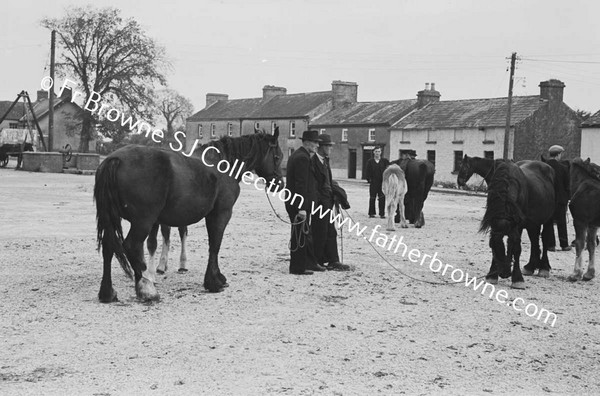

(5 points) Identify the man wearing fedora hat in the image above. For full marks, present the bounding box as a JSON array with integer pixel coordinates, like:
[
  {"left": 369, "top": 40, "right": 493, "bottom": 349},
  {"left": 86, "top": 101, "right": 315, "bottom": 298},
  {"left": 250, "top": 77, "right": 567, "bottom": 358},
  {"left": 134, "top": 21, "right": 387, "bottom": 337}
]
[
  {"left": 545, "top": 144, "right": 572, "bottom": 252},
  {"left": 311, "top": 134, "right": 351, "bottom": 271},
  {"left": 285, "top": 130, "right": 321, "bottom": 275}
]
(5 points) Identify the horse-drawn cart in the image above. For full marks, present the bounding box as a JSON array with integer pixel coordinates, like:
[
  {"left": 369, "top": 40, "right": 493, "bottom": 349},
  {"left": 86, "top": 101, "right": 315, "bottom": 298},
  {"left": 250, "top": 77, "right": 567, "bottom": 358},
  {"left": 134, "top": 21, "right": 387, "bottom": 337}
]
[{"left": 0, "top": 129, "right": 36, "bottom": 168}]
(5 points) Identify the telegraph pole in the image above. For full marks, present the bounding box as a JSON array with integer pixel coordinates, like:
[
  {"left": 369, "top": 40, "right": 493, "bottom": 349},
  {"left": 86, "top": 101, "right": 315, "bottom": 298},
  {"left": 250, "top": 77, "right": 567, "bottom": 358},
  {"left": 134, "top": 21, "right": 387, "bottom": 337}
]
[
  {"left": 48, "top": 30, "right": 56, "bottom": 152},
  {"left": 503, "top": 52, "right": 516, "bottom": 160}
]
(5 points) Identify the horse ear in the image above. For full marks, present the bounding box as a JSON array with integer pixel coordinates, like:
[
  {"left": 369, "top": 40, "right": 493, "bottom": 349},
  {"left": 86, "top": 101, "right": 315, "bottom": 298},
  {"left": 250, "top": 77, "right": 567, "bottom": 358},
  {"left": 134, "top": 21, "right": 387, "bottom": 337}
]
[
  {"left": 585, "top": 158, "right": 591, "bottom": 164},
  {"left": 273, "top": 126, "right": 279, "bottom": 139}
]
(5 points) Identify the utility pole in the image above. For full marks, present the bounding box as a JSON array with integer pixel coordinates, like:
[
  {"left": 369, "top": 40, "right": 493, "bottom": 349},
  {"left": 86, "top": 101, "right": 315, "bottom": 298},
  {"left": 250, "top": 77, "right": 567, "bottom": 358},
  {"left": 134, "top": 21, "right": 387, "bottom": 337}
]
[
  {"left": 48, "top": 30, "right": 56, "bottom": 152},
  {"left": 503, "top": 52, "right": 517, "bottom": 160}
]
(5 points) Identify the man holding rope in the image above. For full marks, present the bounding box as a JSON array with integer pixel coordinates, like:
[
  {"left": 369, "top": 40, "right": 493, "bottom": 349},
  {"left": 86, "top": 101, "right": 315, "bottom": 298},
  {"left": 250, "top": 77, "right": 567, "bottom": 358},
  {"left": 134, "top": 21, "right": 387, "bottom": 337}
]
[{"left": 285, "top": 130, "right": 322, "bottom": 275}]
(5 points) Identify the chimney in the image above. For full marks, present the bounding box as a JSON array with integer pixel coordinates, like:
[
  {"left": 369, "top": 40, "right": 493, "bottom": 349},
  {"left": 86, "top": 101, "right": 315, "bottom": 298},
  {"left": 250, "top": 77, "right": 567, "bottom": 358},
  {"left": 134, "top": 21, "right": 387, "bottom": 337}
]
[
  {"left": 417, "top": 82, "right": 440, "bottom": 107},
  {"left": 331, "top": 80, "right": 358, "bottom": 109},
  {"left": 262, "top": 85, "right": 287, "bottom": 101},
  {"left": 36, "top": 89, "right": 48, "bottom": 102},
  {"left": 539, "top": 79, "right": 565, "bottom": 103},
  {"left": 60, "top": 87, "right": 72, "bottom": 101},
  {"left": 205, "top": 93, "right": 228, "bottom": 109}
]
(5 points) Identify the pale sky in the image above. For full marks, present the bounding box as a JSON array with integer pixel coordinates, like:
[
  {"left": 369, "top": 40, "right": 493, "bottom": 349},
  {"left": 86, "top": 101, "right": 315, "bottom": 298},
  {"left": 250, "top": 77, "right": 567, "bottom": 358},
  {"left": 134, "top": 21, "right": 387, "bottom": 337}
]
[{"left": 1, "top": 0, "right": 599, "bottom": 115}]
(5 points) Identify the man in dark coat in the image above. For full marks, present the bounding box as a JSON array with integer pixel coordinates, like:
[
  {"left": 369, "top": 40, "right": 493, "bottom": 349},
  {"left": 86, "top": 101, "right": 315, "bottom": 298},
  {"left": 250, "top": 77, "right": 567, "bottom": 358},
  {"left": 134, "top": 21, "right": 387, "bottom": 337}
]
[
  {"left": 364, "top": 146, "right": 389, "bottom": 218},
  {"left": 311, "top": 134, "right": 351, "bottom": 271},
  {"left": 546, "top": 144, "right": 572, "bottom": 251},
  {"left": 285, "top": 130, "right": 322, "bottom": 275}
]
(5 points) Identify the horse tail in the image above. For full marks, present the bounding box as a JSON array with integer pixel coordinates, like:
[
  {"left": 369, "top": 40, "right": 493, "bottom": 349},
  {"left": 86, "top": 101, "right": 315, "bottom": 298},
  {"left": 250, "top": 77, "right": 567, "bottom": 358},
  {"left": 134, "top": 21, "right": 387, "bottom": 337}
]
[{"left": 94, "top": 157, "right": 133, "bottom": 279}]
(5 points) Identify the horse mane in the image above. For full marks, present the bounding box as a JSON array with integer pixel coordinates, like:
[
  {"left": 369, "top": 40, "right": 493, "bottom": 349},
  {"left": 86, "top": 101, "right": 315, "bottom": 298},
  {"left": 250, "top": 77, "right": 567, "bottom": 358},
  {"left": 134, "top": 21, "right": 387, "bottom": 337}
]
[
  {"left": 572, "top": 158, "right": 600, "bottom": 182},
  {"left": 206, "top": 133, "right": 271, "bottom": 170},
  {"left": 479, "top": 161, "right": 526, "bottom": 233}
]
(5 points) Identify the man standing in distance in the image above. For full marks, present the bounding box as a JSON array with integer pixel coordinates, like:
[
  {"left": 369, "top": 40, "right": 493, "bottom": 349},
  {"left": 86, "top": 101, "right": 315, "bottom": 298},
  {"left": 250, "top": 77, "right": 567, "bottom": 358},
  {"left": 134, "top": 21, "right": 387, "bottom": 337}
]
[
  {"left": 311, "top": 134, "right": 351, "bottom": 271},
  {"left": 364, "top": 146, "right": 389, "bottom": 218},
  {"left": 546, "top": 144, "right": 571, "bottom": 252},
  {"left": 285, "top": 130, "right": 321, "bottom": 275}
]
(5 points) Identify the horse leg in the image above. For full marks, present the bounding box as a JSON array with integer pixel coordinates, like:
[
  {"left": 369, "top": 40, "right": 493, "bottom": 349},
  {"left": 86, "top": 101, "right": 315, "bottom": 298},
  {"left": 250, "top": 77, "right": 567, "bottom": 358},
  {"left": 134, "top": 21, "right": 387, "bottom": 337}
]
[
  {"left": 398, "top": 193, "right": 408, "bottom": 228},
  {"left": 568, "top": 220, "right": 587, "bottom": 281},
  {"left": 487, "top": 233, "right": 507, "bottom": 283},
  {"left": 178, "top": 226, "right": 189, "bottom": 273},
  {"left": 523, "top": 226, "right": 541, "bottom": 276},
  {"left": 538, "top": 220, "right": 554, "bottom": 278},
  {"left": 98, "top": 240, "right": 118, "bottom": 303},
  {"left": 124, "top": 222, "right": 160, "bottom": 301},
  {"left": 204, "top": 209, "right": 233, "bottom": 292},
  {"left": 146, "top": 223, "right": 159, "bottom": 283},
  {"left": 157, "top": 225, "right": 171, "bottom": 274},
  {"left": 386, "top": 198, "right": 395, "bottom": 231},
  {"left": 413, "top": 185, "right": 425, "bottom": 228},
  {"left": 583, "top": 226, "right": 598, "bottom": 281},
  {"left": 509, "top": 229, "right": 525, "bottom": 289}
]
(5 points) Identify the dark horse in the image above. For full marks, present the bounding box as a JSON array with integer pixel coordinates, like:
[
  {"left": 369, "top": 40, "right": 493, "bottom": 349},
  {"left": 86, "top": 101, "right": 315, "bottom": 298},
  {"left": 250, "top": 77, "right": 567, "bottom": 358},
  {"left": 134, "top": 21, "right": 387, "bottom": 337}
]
[
  {"left": 146, "top": 224, "right": 189, "bottom": 275},
  {"left": 94, "top": 130, "right": 284, "bottom": 302},
  {"left": 390, "top": 158, "right": 435, "bottom": 228},
  {"left": 567, "top": 158, "right": 600, "bottom": 281},
  {"left": 479, "top": 160, "right": 555, "bottom": 289},
  {"left": 457, "top": 154, "right": 499, "bottom": 187}
]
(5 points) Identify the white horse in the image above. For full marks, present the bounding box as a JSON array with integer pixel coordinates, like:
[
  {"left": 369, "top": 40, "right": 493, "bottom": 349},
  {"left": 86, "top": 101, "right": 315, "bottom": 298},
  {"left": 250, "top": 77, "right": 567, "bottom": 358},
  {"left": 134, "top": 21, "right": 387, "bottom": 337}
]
[{"left": 382, "top": 164, "right": 408, "bottom": 231}]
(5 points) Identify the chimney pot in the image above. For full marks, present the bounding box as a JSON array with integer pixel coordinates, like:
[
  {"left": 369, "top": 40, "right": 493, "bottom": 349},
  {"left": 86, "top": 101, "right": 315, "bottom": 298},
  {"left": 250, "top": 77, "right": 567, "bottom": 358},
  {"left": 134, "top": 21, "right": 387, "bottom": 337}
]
[
  {"left": 430, "top": 83, "right": 435, "bottom": 91},
  {"left": 36, "top": 89, "right": 48, "bottom": 102},
  {"left": 425, "top": 83, "right": 430, "bottom": 90},
  {"left": 331, "top": 80, "right": 358, "bottom": 109},
  {"left": 205, "top": 93, "right": 228, "bottom": 109}
]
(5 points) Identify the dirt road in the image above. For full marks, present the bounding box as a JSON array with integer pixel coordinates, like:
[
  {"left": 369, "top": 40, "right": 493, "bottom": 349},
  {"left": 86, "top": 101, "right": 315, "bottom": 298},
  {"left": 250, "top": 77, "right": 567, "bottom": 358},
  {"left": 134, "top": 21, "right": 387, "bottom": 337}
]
[{"left": 1, "top": 165, "right": 599, "bottom": 395}]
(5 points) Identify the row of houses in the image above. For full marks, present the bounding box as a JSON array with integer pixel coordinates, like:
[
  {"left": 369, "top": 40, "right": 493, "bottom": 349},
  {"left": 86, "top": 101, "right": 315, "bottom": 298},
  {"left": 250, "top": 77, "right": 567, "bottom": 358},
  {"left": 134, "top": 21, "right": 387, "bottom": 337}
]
[{"left": 184, "top": 79, "right": 588, "bottom": 184}]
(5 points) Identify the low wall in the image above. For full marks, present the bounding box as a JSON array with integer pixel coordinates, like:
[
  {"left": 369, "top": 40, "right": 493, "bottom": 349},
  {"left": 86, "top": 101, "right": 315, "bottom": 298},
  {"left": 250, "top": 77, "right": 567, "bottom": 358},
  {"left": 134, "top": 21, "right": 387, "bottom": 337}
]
[
  {"left": 75, "top": 153, "right": 99, "bottom": 171},
  {"left": 22, "top": 152, "right": 63, "bottom": 173}
]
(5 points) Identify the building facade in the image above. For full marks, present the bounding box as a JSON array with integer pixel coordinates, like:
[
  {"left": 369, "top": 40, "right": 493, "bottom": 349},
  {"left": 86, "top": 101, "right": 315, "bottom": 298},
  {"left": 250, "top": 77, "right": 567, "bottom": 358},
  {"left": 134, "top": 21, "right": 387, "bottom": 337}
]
[{"left": 581, "top": 110, "right": 600, "bottom": 162}]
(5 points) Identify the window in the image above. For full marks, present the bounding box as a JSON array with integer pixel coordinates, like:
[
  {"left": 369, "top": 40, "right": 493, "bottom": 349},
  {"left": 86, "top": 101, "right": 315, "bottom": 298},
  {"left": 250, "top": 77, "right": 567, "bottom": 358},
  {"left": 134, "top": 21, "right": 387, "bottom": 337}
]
[
  {"left": 320, "top": 128, "right": 326, "bottom": 135},
  {"left": 427, "top": 129, "right": 437, "bottom": 142},
  {"left": 427, "top": 150, "right": 436, "bottom": 167},
  {"left": 290, "top": 121, "right": 296, "bottom": 138},
  {"left": 341, "top": 128, "right": 348, "bottom": 142},
  {"left": 211, "top": 124, "right": 216, "bottom": 138},
  {"left": 484, "top": 151, "right": 494, "bottom": 160},
  {"left": 401, "top": 130, "right": 410, "bottom": 143},
  {"left": 483, "top": 128, "right": 494, "bottom": 143},
  {"left": 227, "top": 123, "right": 233, "bottom": 137},
  {"left": 454, "top": 151, "right": 463, "bottom": 172},
  {"left": 197, "top": 124, "right": 203, "bottom": 139},
  {"left": 254, "top": 122, "right": 260, "bottom": 130},
  {"left": 368, "top": 128, "right": 376, "bottom": 142},
  {"left": 9, "top": 122, "right": 18, "bottom": 129},
  {"left": 453, "top": 129, "right": 463, "bottom": 142}
]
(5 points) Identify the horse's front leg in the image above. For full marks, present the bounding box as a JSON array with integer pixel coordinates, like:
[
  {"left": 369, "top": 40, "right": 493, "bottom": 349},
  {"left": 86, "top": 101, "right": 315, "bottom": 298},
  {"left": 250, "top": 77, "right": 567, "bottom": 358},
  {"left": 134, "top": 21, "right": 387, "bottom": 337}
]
[
  {"left": 509, "top": 229, "right": 525, "bottom": 289},
  {"left": 157, "top": 224, "right": 171, "bottom": 274},
  {"left": 398, "top": 194, "right": 408, "bottom": 229},
  {"left": 583, "top": 227, "right": 598, "bottom": 281},
  {"left": 178, "top": 226, "right": 189, "bottom": 273},
  {"left": 125, "top": 222, "right": 160, "bottom": 301},
  {"left": 486, "top": 232, "right": 506, "bottom": 284},
  {"left": 538, "top": 220, "right": 554, "bottom": 278},
  {"left": 568, "top": 220, "right": 587, "bottom": 281},
  {"left": 204, "top": 209, "right": 233, "bottom": 292},
  {"left": 523, "top": 226, "right": 541, "bottom": 276},
  {"left": 146, "top": 223, "right": 160, "bottom": 283}
]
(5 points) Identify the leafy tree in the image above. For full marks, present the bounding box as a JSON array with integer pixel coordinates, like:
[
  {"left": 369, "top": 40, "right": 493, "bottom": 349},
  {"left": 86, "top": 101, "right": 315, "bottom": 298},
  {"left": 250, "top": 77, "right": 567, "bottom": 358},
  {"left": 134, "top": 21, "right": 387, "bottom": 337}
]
[
  {"left": 42, "top": 6, "right": 169, "bottom": 152},
  {"left": 154, "top": 89, "right": 194, "bottom": 141},
  {"left": 575, "top": 109, "right": 592, "bottom": 122}
]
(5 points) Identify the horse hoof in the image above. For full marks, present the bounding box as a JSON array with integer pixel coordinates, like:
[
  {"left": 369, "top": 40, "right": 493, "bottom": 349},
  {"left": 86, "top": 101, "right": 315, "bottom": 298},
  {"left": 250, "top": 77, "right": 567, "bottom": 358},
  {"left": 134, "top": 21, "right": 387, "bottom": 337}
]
[
  {"left": 136, "top": 278, "right": 160, "bottom": 302},
  {"left": 522, "top": 268, "right": 534, "bottom": 276},
  {"left": 537, "top": 270, "right": 550, "bottom": 278},
  {"left": 98, "top": 288, "right": 118, "bottom": 303},
  {"left": 486, "top": 278, "right": 498, "bottom": 285},
  {"left": 511, "top": 281, "right": 526, "bottom": 290},
  {"left": 178, "top": 268, "right": 189, "bottom": 273},
  {"left": 567, "top": 274, "right": 581, "bottom": 282},
  {"left": 583, "top": 273, "right": 595, "bottom": 281},
  {"left": 415, "top": 223, "right": 422, "bottom": 229},
  {"left": 156, "top": 269, "right": 165, "bottom": 275},
  {"left": 386, "top": 228, "right": 395, "bottom": 232}
]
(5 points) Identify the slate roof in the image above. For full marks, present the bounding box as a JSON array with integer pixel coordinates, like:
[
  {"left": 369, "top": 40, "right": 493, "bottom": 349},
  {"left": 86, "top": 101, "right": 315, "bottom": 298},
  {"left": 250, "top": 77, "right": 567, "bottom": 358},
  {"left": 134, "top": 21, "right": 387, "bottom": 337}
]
[
  {"left": 582, "top": 110, "right": 600, "bottom": 127},
  {"left": 187, "top": 91, "right": 332, "bottom": 121},
  {"left": 391, "top": 95, "right": 544, "bottom": 129},
  {"left": 311, "top": 99, "right": 417, "bottom": 126},
  {"left": 0, "top": 100, "right": 27, "bottom": 121},
  {"left": 17, "top": 95, "right": 83, "bottom": 122}
]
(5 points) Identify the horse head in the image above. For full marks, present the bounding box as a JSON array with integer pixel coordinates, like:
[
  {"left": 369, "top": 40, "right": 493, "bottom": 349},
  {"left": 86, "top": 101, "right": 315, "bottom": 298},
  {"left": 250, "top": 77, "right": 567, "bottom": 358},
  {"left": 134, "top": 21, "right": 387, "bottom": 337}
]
[
  {"left": 255, "top": 126, "right": 285, "bottom": 192},
  {"left": 456, "top": 154, "right": 473, "bottom": 187}
]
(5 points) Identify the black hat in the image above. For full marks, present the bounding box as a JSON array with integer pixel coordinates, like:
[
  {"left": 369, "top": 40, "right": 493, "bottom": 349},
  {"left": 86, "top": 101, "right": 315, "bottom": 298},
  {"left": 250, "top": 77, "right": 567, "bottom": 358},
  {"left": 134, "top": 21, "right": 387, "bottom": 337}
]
[
  {"left": 301, "top": 130, "right": 320, "bottom": 142},
  {"left": 318, "top": 134, "right": 334, "bottom": 146}
]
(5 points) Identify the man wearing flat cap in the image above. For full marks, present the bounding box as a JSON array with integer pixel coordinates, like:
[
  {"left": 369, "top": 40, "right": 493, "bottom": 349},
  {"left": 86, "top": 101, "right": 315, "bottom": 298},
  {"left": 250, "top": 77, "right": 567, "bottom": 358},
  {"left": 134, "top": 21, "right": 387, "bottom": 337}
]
[
  {"left": 546, "top": 144, "right": 571, "bottom": 252},
  {"left": 285, "top": 130, "right": 321, "bottom": 275},
  {"left": 311, "top": 134, "right": 351, "bottom": 271}
]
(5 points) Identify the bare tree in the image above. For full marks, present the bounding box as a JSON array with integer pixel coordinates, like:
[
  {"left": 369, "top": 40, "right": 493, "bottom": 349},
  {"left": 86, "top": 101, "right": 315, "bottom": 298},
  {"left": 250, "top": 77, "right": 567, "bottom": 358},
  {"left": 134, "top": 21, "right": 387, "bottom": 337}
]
[
  {"left": 155, "top": 89, "right": 194, "bottom": 137},
  {"left": 42, "top": 6, "right": 169, "bottom": 152}
]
